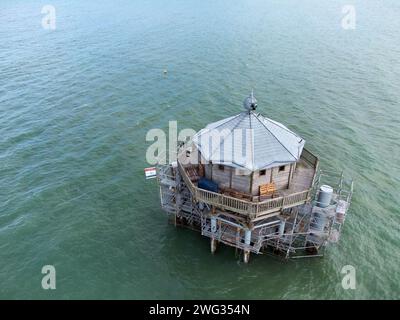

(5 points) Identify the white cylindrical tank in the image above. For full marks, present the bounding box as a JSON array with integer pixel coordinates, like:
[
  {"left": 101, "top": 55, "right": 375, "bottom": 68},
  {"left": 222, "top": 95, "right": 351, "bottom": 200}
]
[{"left": 317, "top": 185, "right": 333, "bottom": 208}]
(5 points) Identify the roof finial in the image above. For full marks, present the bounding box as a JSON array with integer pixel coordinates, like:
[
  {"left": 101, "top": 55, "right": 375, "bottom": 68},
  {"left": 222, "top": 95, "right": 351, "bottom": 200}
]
[{"left": 243, "top": 90, "right": 257, "bottom": 112}]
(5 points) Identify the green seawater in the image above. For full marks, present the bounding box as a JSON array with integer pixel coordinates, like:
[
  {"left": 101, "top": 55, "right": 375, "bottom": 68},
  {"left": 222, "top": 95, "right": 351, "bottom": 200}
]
[{"left": 0, "top": 0, "right": 399, "bottom": 299}]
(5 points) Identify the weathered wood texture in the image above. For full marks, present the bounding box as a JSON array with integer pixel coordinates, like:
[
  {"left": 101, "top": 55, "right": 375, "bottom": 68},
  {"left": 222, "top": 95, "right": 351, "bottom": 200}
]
[
  {"left": 271, "top": 165, "right": 290, "bottom": 190},
  {"left": 176, "top": 143, "right": 319, "bottom": 218},
  {"left": 281, "top": 159, "right": 315, "bottom": 196},
  {"left": 207, "top": 164, "right": 293, "bottom": 195},
  {"left": 211, "top": 165, "right": 233, "bottom": 189},
  {"left": 231, "top": 170, "right": 251, "bottom": 193},
  {"left": 251, "top": 169, "right": 272, "bottom": 195}
]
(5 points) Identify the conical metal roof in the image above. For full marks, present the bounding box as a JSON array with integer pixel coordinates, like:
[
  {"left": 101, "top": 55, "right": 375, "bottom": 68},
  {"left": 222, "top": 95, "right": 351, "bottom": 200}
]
[{"left": 193, "top": 111, "right": 305, "bottom": 171}]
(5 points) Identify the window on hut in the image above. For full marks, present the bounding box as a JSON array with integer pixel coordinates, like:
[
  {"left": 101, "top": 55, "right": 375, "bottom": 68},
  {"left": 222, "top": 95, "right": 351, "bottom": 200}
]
[
  {"left": 218, "top": 164, "right": 224, "bottom": 171},
  {"left": 235, "top": 169, "right": 247, "bottom": 176},
  {"left": 260, "top": 169, "right": 266, "bottom": 176},
  {"left": 279, "top": 165, "right": 285, "bottom": 172}
]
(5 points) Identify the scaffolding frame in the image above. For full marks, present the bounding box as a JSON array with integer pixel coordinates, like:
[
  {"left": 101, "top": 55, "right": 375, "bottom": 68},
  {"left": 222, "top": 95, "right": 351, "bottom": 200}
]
[{"left": 156, "top": 152, "right": 353, "bottom": 261}]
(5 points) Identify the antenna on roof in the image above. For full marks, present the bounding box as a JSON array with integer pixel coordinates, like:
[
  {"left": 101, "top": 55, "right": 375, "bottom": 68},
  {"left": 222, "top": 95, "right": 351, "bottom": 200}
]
[{"left": 243, "top": 90, "right": 257, "bottom": 112}]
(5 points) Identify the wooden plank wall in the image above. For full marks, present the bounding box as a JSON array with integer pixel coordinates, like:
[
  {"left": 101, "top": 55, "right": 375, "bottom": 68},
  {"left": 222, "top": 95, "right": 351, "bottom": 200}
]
[
  {"left": 204, "top": 163, "right": 294, "bottom": 195},
  {"left": 270, "top": 165, "right": 291, "bottom": 190},
  {"left": 231, "top": 169, "right": 251, "bottom": 193},
  {"left": 211, "top": 165, "right": 233, "bottom": 189},
  {"left": 251, "top": 169, "right": 272, "bottom": 196}
]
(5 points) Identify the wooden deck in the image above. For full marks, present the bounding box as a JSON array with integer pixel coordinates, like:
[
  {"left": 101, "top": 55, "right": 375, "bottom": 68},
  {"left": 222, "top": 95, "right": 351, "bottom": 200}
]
[{"left": 177, "top": 147, "right": 319, "bottom": 219}]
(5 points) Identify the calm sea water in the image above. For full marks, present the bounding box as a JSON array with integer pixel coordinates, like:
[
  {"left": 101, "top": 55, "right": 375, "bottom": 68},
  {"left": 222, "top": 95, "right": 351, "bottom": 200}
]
[{"left": 1, "top": 0, "right": 399, "bottom": 299}]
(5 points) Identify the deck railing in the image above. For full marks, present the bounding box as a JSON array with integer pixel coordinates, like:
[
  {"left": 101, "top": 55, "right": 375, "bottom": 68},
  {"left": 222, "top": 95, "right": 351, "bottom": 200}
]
[{"left": 177, "top": 148, "right": 318, "bottom": 218}]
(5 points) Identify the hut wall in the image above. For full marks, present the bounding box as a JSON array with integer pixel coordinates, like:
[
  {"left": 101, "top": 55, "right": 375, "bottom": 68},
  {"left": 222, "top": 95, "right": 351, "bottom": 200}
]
[
  {"left": 211, "top": 164, "right": 232, "bottom": 189},
  {"left": 231, "top": 170, "right": 251, "bottom": 194},
  {"left": 271, "top": 165, "right": 291, "bottom": 190},
  {"left": 202, "top": 160, "right": 295, "bottom": 194},
  {"left": 251, "top": 169, "right": 272, "bottom": 196}
]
